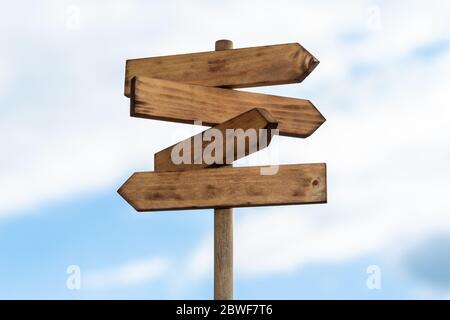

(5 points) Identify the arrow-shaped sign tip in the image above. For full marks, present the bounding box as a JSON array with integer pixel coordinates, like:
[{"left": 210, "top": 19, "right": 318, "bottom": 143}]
[
  {"left": 117, "top": 174, "right": 142, "bottom": 212},
  {"left": 294, "top": 43, "right": 320, "bottom": 82},
  {"left": 308, "top": 56, "right": 320, "bottom": 73},
  {"left": 308, "top": 100, "right": 326, "bottom": 137}
]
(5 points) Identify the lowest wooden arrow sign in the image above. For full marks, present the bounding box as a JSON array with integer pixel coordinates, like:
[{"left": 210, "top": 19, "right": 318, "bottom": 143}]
[
  {"left": 118, "top": 163, "right": 327, "bottom": 211},
  {"left": 131, "top": 76, "right": 325, "bottom": 138},
  {"left": 125, "top": 43, "right": 319, "bottom": 97}
]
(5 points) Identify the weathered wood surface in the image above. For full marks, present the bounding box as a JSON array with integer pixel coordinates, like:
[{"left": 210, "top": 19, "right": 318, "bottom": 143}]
[
  {"left": 117, "top": 164, "right": 327, "bottom": 212},
  {"left": 213, "top": 39, "right": 234, "bottom": 301},
  {"left": 215, "top": 207, "right": 233, "bottom": 300},
  {"left": 154, "top": 108, "right": 278, "bottom": 172},
  {"left": 131, "top": 76, "right": 325, "bottom": 138},
  {"left": 124, "top": 43, "right": 319, "bottom": 97}
]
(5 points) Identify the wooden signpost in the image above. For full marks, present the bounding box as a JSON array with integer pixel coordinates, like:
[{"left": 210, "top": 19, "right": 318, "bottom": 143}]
[
  {"left": 125, "top": 43, "right": 320, "bottom": 97},
  {"left": 153, "top": 108, "right": 278, "bottom": 172},
  {"left": 119, "top": 40, "right": 327, "bottom": 300},
  {"left": 118, "top": 163, "right": 326, "bottom": 211},
  {"left": 131, "top": 76, "right": 324, "bottom": 138}
]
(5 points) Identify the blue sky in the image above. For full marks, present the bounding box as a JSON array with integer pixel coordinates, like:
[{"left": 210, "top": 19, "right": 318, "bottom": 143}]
[{"left": 1, "top": 0, "right": 450, "bottom": 299}]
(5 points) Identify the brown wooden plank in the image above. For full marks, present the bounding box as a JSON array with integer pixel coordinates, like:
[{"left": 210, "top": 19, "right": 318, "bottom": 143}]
[
  {"left": 154, "top": 108, "right": 278, "bottom": 172},
  {"left": 214, "top": 207, "right": 233, "bottom": 299},
  {"left": 117, "top": 163, "right": 327, "bottom": 212},
  {"left": 131, "top": 77, "right": 325, "bottom": 138},
  {"left": 125, "top": 43, "right": 319, "bottom": 97},
  {"left": 213, "top": 39, "right": 234, "bottom": 301}
]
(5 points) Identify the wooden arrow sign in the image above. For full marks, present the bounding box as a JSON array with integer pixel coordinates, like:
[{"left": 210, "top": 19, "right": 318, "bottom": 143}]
[
  {"left": 119, "top": 40, "right": 327, "bottom": 301},
  {"left": 118, "top": 163, "right": 326, "bottom": 211},
  {"left": 155, "top": 108, "right": 278, "bottom": 172},
  {"left": 124, "top": 43, "right": 319, "bottom": 97},
  {"left": 131, "top": 76, "right": 325, "bottom": 138}
]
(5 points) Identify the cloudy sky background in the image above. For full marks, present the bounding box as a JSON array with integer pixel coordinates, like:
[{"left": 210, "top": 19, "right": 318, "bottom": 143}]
[{"left": 1, "top": 0, "right": 450, "bottom": 299}]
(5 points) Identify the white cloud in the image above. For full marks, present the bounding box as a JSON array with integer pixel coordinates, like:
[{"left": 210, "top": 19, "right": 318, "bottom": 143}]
[
  {"left": 1, "top": 0, "right": 449, "bottom": 217},
  {"left": 185, "top": 47, "right": 450, "bottom": 279},
  {"left": 178, "top": 1, "right": 450, "bottom": 281},
  {"left": 1, "top": 0, "right": 450, "bottom": 296},
  {"left": 413, "top": 287, "right": 450, "bottom": 300},
  {"left": 84, "top": 256, "right": 170, "bottom": 290}
]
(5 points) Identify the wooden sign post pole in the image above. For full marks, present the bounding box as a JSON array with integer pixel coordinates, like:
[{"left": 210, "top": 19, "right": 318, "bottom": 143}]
[
  {"left": 119, "top": 39, "right": 327, "bottom": 300},
  {"left": 214, "top": 39, "right": 234, "bottom": 300}
]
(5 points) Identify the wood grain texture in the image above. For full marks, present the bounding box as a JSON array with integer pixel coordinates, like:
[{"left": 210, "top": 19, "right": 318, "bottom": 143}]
[
  {"left": 154, "top": 108, "right": 278, "bottom": 172},
  {"left": 117, "top": 164, "right": 327, "bottom": 212},
  {"left": 214, "top": 207, "right": 233, "bottom": 300},
  {"left": 124, "top": 43, "right": 319, "bottom": 97},
  {"left": 131, "top": 76, "right": 325, "bottom": 138},
  {"left": 213, "top": 39, "right": 234, "bottom": 301}
]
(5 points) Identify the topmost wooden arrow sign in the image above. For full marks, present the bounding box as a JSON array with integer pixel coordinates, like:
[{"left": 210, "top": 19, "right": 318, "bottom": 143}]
[{"left": 124, "top": 43, "right": 319, "bottom": 97}]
